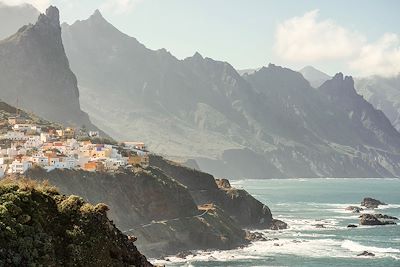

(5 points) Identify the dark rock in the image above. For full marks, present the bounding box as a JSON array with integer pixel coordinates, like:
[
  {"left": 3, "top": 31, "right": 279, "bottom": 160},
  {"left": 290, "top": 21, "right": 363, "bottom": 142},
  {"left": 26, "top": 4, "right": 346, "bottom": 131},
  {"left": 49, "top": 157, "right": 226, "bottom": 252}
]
[
  {"left": 361, "top": 197, "right": 387, "bottom": 209},
  {"left": 360, "top": 214, "right": 397, "bottom": 225},
  {"left": 347, "top": 224, "right": 358, "bottom": 228},
  {"left": 313, "top": 224, "right": 326, "bottom": 228},
  {"left": 246, "top": 231, "right": 267, "bottom": 242},
  {"left": 345, "top": 206, "right": 363, "bottom": 213},
  {"left": 176, "top": 251, "right": 193, "bottom": 259},
  {"left": 374, "top": 214, "right": 398, "bottom": 220},
  {"left": 357, "top": 251, "right": 375, "bottom": 257},
  {"left": 269, "top": 219, "right": 288, "bottom": 230}
]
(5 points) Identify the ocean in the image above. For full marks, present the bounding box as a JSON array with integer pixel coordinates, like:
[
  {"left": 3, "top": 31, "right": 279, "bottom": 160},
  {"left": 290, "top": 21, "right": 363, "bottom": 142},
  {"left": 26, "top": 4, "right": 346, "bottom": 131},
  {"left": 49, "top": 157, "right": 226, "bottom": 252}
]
[{"left": 154, "top": 178, "right": 400, "bottom": 267}]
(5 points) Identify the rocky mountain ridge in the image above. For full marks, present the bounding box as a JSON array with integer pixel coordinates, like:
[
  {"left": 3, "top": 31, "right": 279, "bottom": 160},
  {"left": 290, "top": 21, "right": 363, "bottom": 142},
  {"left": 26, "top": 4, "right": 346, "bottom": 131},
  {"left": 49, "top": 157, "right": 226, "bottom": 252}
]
[
  {"left": 59, "top": 10, "right": 400, "bottom": 179},
  {"left": 0, "top": 6, "right": 102, "bottom": 133}
]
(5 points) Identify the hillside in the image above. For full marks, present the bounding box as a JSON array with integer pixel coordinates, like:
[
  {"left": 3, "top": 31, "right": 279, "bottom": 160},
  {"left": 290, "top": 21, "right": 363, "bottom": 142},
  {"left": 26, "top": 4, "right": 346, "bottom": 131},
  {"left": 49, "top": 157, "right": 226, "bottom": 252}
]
[
  {"left": 1, "top": 96, "right": 275, "bottom": 258},
  {"left": 25, "top": 164, "right": 282, "bottom": 257},
  {"left": 61, "top": 10, "right": 400, "bottom": 179},
  {"left": 0, "top": 178, "right": 151, "bottom": 266}
]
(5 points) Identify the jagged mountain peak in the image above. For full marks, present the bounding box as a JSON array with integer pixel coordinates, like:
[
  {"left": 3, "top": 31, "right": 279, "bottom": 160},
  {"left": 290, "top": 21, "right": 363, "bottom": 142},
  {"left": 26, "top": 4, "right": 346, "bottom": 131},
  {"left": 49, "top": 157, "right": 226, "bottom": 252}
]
[
  {"left": 252, "top": 63, "right": 310, "bottom": 89},
  {"left": 88, "top": 8, "right": 107, "bottom": 23},
  {"left": 184, "top": 51, "right": 204, "bottom": 62},
  {"left": 321, "top": 73, "right": 356, "bottom": 95},
  {"left": 34, "top": 6, "right": 60, "bottom": 29},
  {"left": 0, "top": 4, "right": 103, "bottom": 133}
]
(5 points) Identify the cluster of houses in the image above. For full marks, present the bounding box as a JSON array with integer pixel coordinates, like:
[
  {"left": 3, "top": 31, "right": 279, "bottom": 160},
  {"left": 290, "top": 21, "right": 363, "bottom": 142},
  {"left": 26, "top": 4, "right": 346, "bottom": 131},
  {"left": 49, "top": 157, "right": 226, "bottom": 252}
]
[{"left": 0, "top": 116, "right": 149, "bottom": 178}]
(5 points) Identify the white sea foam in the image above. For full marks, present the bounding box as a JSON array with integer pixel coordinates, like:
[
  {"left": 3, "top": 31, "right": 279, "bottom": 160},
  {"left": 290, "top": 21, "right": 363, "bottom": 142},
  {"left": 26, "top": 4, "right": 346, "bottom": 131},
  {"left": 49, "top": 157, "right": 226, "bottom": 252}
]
[
  {"left": 377, "top": 204, "right": 400, "bottom": 210},
  {"left": 341, "top": 240, "right": 400, "bottom": 253},
  {"left": 281, "top": 217, "right": 340, "bottom": 231},
  {"left": 153, "top": 238, "right": 400, "bottom": 266}
]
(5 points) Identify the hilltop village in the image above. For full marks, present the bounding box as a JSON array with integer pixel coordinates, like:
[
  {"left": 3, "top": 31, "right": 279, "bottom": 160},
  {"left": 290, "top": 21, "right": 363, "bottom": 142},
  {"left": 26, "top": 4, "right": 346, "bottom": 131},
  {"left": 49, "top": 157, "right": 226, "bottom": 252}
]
[{"left": 0, "top": 114, "right": 149, "bottom": 178}]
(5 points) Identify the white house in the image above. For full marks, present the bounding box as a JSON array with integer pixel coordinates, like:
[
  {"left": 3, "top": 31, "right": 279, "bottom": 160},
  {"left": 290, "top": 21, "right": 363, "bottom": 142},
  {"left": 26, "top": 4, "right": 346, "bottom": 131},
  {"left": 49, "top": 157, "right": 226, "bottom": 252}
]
[
  {"left": 9, "top": 160, "right": 32, "bottom": 174},
  {"left": 24, "top": 136, "right": 42, "bottom": 149},
  {"left": 31, "top": 155, "right": 49, "bottom": 167},
  {"left": 12, "top": 124, "right": 32, "bottom": 132},
  {"left": 0, "top": 164, "right": 6, "bottom": 178},
  {"left": 3, "top": 131, "right": 27, "bottom": 141},
  {"left": 40, "top": 133, "right": 51, "bottom": 142}
]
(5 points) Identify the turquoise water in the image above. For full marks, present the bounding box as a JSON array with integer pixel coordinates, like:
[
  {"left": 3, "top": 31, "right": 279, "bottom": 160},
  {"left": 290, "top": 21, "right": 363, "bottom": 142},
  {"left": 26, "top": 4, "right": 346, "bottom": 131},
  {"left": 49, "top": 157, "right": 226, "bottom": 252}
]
[{"left": 155, "top": 178, "right": 400, "bottom": 267}]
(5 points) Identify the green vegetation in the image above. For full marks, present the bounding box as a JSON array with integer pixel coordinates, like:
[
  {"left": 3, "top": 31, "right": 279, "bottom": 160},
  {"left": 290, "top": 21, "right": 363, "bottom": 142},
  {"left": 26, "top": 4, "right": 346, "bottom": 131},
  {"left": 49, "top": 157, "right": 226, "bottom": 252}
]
[{"left": 0, "top": 178, "right": 151, "bottom": 266}]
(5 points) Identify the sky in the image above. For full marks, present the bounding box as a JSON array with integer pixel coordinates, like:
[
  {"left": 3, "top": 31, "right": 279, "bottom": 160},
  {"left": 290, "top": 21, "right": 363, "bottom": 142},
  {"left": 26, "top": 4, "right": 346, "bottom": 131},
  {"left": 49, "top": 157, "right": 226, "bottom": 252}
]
[{"left": 2, "top": 0, "right": 400, "bottom": 77}]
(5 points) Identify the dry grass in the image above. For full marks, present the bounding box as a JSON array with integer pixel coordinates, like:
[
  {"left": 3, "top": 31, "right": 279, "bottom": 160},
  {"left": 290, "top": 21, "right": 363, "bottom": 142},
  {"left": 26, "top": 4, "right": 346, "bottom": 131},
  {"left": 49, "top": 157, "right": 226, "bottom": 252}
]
[{"left": 0, "top": 177, "right": 59, "bottom": 194}]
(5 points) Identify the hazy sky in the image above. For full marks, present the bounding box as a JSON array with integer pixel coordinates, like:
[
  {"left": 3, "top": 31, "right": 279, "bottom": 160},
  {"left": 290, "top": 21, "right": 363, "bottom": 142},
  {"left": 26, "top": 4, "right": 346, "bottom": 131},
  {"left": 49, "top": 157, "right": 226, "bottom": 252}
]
[{"left": 3, "top": 0, "right": 400, "bottom": 77}]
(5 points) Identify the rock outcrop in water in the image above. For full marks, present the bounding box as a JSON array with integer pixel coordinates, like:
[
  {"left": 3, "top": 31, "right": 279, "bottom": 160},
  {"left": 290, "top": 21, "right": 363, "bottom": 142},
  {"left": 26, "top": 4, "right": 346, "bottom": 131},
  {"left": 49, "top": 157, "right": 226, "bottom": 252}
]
[
  {"left": 0, "top": 178, "right": 151, "bottom": 266},
  {"left": 361, "top": 197, "right": 387, "bottom": 209},
  {"left": 345, "top": 206, "right": 364, "bottom": 213},
  {"left": 359, "top": 214, "right": 397, "bottom": 226}
]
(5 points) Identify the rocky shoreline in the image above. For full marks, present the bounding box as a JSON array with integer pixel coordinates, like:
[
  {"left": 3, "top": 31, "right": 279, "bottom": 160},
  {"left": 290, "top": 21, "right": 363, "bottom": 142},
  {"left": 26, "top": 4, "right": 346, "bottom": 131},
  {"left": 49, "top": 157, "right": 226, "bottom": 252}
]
[{"left": 24, "top": 156, "right": 288, "bottom": 258}]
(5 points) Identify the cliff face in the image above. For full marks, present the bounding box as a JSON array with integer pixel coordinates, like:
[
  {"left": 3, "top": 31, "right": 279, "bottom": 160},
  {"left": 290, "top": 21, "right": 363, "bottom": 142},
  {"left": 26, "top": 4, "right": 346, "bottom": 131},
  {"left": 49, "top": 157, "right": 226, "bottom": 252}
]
[
  {"left": 26, "top": 167, "right": 198, "bottom": 229},
  {"left": 0, "top": 178, "right": 151, "bottom": 266},
  {"left": 25, "top": 167, "right": 248, "bottom": 257},
  {"left": 0, "top": 6, "right": 101, "bottom": 132},
  {"left": 149, "top": 155, "right": 273, "bottom": 228}
]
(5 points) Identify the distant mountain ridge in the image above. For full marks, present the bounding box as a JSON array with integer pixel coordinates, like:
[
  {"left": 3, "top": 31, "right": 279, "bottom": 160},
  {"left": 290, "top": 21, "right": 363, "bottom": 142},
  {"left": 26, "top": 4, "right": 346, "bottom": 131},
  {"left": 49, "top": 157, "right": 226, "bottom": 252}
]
[
  {"left": 355, "top": 74, "right": 400, "bottom": 131},
  {"left": 0, "top": 6, "right": 102, "bottom": 133},
  {"left": 60, "top": 10, "right": 400, "bottom": 179},
  {"left": 299, "top": 66, "right": 331, "bottom": 88}
]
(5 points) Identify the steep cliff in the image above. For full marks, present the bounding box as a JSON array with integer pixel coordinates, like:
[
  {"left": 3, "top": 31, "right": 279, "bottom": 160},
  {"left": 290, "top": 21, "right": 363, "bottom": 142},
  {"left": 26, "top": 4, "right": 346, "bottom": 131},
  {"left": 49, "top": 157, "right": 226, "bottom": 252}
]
[
  {"left": 0, "top": 6, "right": 101, "bottom": 132},
  {"left": 0, "top": 178, "right": 151, "bottom": 266},
  {"left": 25, "top": 167, "right": 248, "bottom": 257},
  {"left": 149, "top": 155, "right": 274, "bottom": 228}
]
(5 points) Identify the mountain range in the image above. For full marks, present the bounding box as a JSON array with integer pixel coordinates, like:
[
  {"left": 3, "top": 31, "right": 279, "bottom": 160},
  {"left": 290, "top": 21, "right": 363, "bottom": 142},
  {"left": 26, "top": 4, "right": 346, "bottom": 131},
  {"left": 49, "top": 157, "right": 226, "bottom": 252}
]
[{"left": 1, "top": 4, "right": 400, "bottom": 178}]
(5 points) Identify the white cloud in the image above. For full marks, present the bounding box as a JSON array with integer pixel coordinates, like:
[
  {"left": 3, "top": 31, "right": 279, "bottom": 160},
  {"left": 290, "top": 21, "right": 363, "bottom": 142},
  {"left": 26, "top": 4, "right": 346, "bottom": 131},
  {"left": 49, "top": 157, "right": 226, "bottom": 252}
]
[
  {"left": 275, "top": 10, "right": 364, "bottom": 62},
  {"left": 0, "top": 0, "right": 50, "bottom": 11},
  {"left": 100, "top": 0, "right": 143, "bottom": 15},
  {"left": 274, "top": 10, "right": 400, "bottom": 77},
  {"left": 349, "top": 33, "right": 400, "bottom": 77}
]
